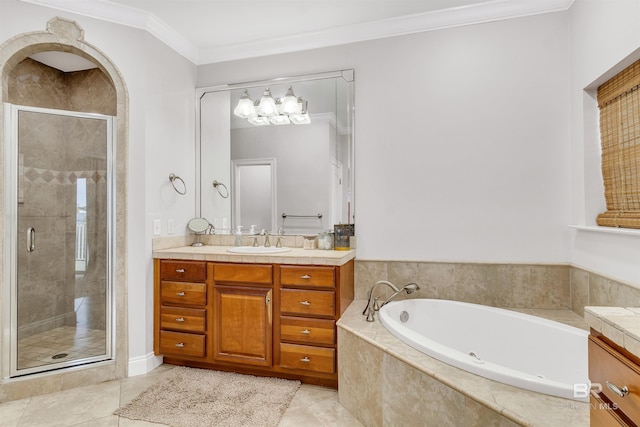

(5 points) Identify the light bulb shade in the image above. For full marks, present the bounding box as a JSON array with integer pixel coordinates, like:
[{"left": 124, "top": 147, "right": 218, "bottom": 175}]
[
  {"left": 290, "top": 113, "right": 311, "bottom": 124},
  {"left": 280, "top": 86, "right": 301, "bottom": 115},
  {"left": 269, "top": 115, "right": 291, "bottom": 125},
  {"left": 256, "top": 88, "right": 278, "bottom": 117},
  {"left": 248, "top": 116, "right": 270, "bottom": 126},
  {"left": 233, "top": 90, "right": 256, "bottom": 118}
]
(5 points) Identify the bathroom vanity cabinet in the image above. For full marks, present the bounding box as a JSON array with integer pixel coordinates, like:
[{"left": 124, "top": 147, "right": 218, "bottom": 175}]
[
  {"left": 153, "top": 254, "right": 354, "bottom": 387},
  {"left": 156, "top": 260, "right": 210, "bottom": 359},
  {"left": 212, "top": 263, "right": 273, "bottom": 367},
  {"left": 589, "top": 332, "right": 640, "bottom": 426}
]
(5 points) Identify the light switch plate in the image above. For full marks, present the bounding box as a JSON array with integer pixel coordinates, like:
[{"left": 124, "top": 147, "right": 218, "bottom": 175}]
[
  {"left": 167, "top": 219, "right": 175, "bottom": 234},
  {"left": 152, "top": 219, "right": 161, "bottom": 236}
]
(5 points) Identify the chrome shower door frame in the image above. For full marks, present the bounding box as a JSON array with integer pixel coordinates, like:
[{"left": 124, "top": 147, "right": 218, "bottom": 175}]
[{"left": 2, "top": 103, "right": 116, "bottom": 379}]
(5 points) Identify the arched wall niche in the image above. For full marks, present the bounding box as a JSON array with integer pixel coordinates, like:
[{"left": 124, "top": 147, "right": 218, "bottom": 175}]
[{"left": 0, "top": 17, "right": 128, "bottom": 400}]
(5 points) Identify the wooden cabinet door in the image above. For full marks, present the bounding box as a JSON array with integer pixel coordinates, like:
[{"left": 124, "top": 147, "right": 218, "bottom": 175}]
[{"left": 213, "top": 285, "right": 272, "bottom": 367}]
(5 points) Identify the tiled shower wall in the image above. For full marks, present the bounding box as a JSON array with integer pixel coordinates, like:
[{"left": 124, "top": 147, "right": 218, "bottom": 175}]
[
  {"left": 8, "top": 58, "right": 115, "bottom": 338},
  {"left": 354, "top": 260, "right": 640, "bottom": 316}
]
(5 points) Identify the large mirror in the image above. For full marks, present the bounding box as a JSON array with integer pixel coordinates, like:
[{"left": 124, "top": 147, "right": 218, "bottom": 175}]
[{"left": 196, "top": 69, "right": 354, "bottom": 235}]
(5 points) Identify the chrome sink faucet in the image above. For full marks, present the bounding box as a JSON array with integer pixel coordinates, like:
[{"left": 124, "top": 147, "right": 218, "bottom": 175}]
[
  {"left": 362, "top": 280, "right": 420, "bottom": 322},
  {"left": 260, "top": 229, "right": 271, "bottom": 247}
]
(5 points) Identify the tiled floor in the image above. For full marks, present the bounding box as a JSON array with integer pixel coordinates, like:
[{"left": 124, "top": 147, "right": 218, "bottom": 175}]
[
  {"left": 0, "top": 364, "right": 363, "bottom": 426},
  {"left": 17, "top": 326, "right": 106, "bottom": 370}
]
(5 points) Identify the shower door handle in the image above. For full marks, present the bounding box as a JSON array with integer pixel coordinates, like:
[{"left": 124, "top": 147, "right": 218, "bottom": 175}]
[{"left": 26, "top": 227, "right": 35, "bottom": 252}]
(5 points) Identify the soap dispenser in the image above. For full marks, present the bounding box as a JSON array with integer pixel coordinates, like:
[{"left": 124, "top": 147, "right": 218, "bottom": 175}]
[{"left": 234, "top": 225, "right": 243, "bottom": 246}]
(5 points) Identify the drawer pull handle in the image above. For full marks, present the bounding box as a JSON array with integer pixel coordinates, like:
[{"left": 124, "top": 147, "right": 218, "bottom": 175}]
[
  {"left": 175, "top": 317, "right": 185, "bottom": 322},
  {"left": 300, "top": 356, "right": 310, "bottom": 363},
  {"left": 176, "top": 268, "right": 185, "bottom": 273},
  {"left": 176, "top": 291, "right": 186, "bottom": 296},
  {"left": 175, "top": 342, "right": 185, "bottom": 348},
  {"left": 300, "top": 300, "right": 311, "bottom": 306},
  {"left": 301, "top": 329, "right": 311, "bottom": 335},
  {"left": 606, "top": 381, "right": 629, "bottom": 398},
  {"left": 300, "top": 275, "right": 311, "bottom": 279}
]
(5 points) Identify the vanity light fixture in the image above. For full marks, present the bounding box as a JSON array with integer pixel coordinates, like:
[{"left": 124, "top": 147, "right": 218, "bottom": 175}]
[
  {"left": 233, "top": 87, "right": 310, "bottom": 126},
  {"left": 289, "top": 99, "right": 310, "bottom": 124},
  {"left": 280, "top": 86, "right": 301, "bottom": 115},
  {"left": 269, "top": 115, "right": 291, "bottom": 125},
  {"left": 248, "top": 116, "right": 270, "bottom": 126},
  {"left": 256, "top": 88, "right": 278, "bottom": 117},
  {"left": 233, "top": 90, "right": 256, "bottom": 118}
]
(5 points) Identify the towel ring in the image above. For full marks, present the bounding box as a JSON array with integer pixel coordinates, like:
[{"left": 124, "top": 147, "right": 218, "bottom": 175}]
[
  {"left": 169, "top": 173, "right": 186, "bottom": 195},
  {"left": 212, "top": 180, "right": 229, "bottom": 198}
]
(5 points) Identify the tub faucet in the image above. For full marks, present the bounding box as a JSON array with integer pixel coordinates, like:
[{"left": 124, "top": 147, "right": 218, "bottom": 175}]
[{"left": 363, "top": 280, "right": 420, "bottom": 322}]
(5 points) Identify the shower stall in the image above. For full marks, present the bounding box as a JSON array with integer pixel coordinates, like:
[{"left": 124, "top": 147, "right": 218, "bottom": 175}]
[{"left": 2, "top": 103, "right": 115, "bottom": 378}]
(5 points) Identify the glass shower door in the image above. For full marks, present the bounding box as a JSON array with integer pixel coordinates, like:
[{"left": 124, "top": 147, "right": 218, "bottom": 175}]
[{"left": 6, "top": 104, "right": 114, "bottom": 377}]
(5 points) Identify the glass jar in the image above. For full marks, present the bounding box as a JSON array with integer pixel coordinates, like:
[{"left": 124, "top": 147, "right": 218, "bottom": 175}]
[
  {"left": 334, "top": 224, "right": 353, "bottom": 250},
  {"left": 318, "top": 230, "right": 334, "bottom": 250}
]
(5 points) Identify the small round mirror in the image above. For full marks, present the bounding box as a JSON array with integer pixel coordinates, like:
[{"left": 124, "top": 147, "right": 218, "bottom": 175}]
[
  {"left": 188, "top": 218, "right": 210, "bottom": 233},
  {"left": 187, "top": 218, "right": 210, "bottom": 247}
]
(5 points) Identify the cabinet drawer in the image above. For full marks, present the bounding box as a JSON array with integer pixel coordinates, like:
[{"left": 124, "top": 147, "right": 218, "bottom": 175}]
[
  {"left": 160, "top": 306, "right": 206, "bottom": 333},
  {"left": 161, "top": 282, "right": 206, "bottom": 306},
  {"left": 589, "top": 336, "right": 640, "bottom": 422},
  {"left": 280, "top": 343, "right": 335, "bottom": 374},
  {"left": 213, "top": 263, "right": 272, "bottom": 284},
  {"left": 160, "top": 260, "right": 206, "bottom": 282},
  {"left": 280, "top": 289, "right": 335, "bottom": 317},
  {"left": 280, "top": 266, "right": 335, "bottom": 288},
  {"left": 280, "top": 316, "right": 335, "bottom": 346},
  {"left": 590, "top": 394, "right": 628, "bottom": 426},
  {"left": 159, "top": 330, "right": 205, "bottom": 358}
]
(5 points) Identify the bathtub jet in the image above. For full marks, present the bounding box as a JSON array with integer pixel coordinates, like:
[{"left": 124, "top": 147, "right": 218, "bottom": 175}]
[{"left": 378, "top": 299, "right": 589, "bottom": 401}]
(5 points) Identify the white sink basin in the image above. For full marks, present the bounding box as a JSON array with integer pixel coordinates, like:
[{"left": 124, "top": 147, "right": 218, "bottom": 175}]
[{"left": 227, "top": 246, "right": 291, "bottom": 254}]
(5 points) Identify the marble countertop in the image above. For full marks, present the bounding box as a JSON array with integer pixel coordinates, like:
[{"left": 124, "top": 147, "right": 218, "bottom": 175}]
[
  {"left": 584, "top": 306, "right": 640, "bottom": 359},
  {"left": 153, "top": 245, "right": 356, "bottom": 266}
]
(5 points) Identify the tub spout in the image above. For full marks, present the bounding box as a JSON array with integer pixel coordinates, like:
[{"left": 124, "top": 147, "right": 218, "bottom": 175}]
[{"left": 363, "top": 280, "right": 420, "bottom": 322}]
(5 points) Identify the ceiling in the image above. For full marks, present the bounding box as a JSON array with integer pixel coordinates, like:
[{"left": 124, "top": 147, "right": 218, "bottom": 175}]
[{"left": 21, "top": 0, "right": 574, "bottom": 65}]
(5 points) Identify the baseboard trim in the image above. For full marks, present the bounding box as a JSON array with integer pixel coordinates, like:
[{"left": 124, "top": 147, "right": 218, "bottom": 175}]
[{"left": 128, "top": 352, "right": 163, "bottom": 377}]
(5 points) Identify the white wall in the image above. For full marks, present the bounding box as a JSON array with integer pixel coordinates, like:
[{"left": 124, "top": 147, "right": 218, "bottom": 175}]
[
  {"left": 1, "top": 1, "right": 197, "bottom": 371},
  {"left": 198, "top": 12, "right": 572, "bottom": 264},
  {"left": 568, "top": 0, "right": 640, "bottom": 286}
]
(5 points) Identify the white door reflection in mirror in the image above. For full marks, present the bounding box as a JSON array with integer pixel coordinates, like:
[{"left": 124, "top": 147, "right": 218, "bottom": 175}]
[{"left": 232, "top": 158, "right": 276, "bottom": 233}]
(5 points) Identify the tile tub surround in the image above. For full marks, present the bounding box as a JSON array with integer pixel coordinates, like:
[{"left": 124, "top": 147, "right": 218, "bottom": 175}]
[
  {"left": 337, "top": 301, "right": 590, "bottom": 427},
  {"left": 354, "top": 260, "right": 640, "bottom": 316}
]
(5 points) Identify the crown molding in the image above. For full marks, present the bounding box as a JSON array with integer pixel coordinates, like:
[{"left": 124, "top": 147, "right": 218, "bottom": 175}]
[
  {"left": 19, "top": 0, "right": 200, "bottom": 63},
  {"left": 19, "top": 0, "right": 573, "bottom": 65}
]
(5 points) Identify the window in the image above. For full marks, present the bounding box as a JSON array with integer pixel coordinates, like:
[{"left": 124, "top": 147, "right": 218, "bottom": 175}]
[{"left": 596, "top": 59, "right": 640, "bottom": 229}]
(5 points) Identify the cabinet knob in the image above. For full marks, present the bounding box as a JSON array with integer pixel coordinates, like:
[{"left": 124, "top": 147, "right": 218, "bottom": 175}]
[
  {"left": 301, "top": 329, "right": 311, "bottom": 335},
  {"left": 175, "top": 342, "right": 185, "bottom": 348},
  {"left": 176, "top": 291, "right": 185, "bottom": 296},
  {"left": 606, "top": 381, "right": 629, "bottom": 398},
  {"left": 300, "top": 300, "right": 311, "bottom": 306},
  {"left": 175, "top": 317, "right": 185, "bottom": 322},
  {"left": 300, "top": 275, "right": 311, "bottom": 279},
  {"left": 176, "top": 268, "right": 185, "bottom": 273},
  {"left": 300, "top": 356, "right": 310, "bottom": 363}
]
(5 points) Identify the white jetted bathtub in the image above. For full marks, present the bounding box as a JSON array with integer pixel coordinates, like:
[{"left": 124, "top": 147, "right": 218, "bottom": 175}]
[{"left": 378, "top": 299, "right": 589, "bottom": 401}]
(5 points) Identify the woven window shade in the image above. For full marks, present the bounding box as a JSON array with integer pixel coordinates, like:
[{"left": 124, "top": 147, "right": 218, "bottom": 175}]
[{"left": 596, "top": 59, "right": 640, "bottom": 229}]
